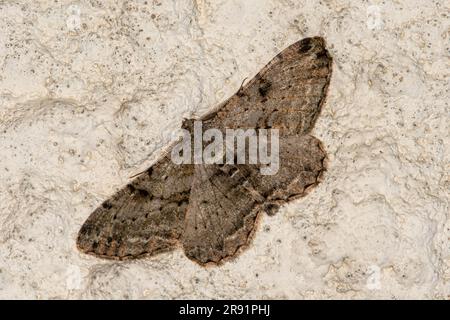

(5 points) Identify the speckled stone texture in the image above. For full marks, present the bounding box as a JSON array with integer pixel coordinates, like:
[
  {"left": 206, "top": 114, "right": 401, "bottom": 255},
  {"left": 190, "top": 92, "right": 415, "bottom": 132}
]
[{"left": 0, "top": 0, "right": 448, "bottom": 299}]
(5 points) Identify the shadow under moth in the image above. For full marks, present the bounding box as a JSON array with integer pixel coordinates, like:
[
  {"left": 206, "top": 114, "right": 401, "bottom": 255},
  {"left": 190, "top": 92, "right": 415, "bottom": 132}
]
[{"left": 77, "top": 37, "right": 333, "bottom": 265}]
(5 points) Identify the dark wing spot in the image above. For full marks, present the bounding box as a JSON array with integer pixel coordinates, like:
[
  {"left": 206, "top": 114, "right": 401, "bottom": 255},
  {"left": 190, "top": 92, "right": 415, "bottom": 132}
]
[
  {"left": 138, "top": 189, "right": 150, "bottom": 197},
  {"left": 102, "top": 201, "right": 112, "bottom": 209},
  {"left": 178, "top": 200, "right": 188, "bottom": 207},
  {"left": 299, "top": 38, "right": 313, "bottom": 53},
  {"left": 258, "top": 81, "right": 272, "bottom": 97},
  {"left": 79, "top": 223, "right": 92, "bottom": 235},
  {"left": 264, "top": 203, "right": 280, "bottom": 216},
  {"left": 316, "top": 49, "right": 328, "bottom": 59},
  {"left": 127, "top": 184, "right": 136, "bottom": 193}
]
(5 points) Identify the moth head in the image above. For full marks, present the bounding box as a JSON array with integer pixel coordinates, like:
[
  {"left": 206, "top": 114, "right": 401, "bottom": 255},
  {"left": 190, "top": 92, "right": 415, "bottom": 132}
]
[{"left": 297, "top": 37, "right": 328, "bottom": 58}]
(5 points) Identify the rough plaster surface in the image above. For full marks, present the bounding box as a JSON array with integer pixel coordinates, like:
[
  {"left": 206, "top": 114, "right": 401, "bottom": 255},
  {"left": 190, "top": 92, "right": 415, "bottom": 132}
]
[{"left": 0, "top": 0, "right": 448, "bottom": 299}]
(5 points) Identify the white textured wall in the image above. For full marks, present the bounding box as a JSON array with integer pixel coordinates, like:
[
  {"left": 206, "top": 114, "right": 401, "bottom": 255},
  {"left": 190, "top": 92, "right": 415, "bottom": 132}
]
[{"left": 0, "top": 0, "right": 448, "bottom": 299}]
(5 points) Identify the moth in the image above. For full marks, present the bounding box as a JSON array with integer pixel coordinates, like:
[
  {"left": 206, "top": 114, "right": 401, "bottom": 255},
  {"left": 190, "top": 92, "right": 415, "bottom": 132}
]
[{"left": 77, "top": 37, "right": 333, "bottom": 265}]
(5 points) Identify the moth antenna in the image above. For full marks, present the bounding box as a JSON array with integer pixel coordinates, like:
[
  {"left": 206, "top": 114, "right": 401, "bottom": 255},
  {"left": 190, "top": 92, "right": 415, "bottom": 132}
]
[
  {"left": 129, "top": 169, "right": 148, "bottom": 179},
  {"left": 237, "top": 77, "right": 248, "bottom": 96}
]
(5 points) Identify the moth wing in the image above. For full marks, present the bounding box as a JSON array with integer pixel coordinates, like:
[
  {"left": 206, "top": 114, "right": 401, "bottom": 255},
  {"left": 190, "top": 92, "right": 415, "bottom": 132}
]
[
  {"left": 181, "top": 134, "right": 326, "bottom": 264},
  {"left": 202, "top": 37, "right": 332, "bottom": 136},
  {"left": 247, "top": 134, "right": 327, "bottom": 213},
  {"left": 77, "top": 155, "right": 193, "bottom": 260},
  {"left": 181, "top": 164, "right": 263, "bottom": 264}
]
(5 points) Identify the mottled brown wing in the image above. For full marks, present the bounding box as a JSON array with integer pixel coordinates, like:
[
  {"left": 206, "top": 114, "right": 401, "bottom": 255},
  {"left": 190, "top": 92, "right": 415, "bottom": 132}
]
[
  {"left": 246, "top": 134, "right": 327, "bottom": 213},
  {"left": 181, "top": 164, "right": 262, "bottom": 265},
  {"left": 77, "top": 155, "right": 193, "bottom": 260},
  {"left": 201, "top": 37, "right": 332, "bottom": 136},
  {"left": 181, "top": 135, "right": 327, "bottom": 265}
]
